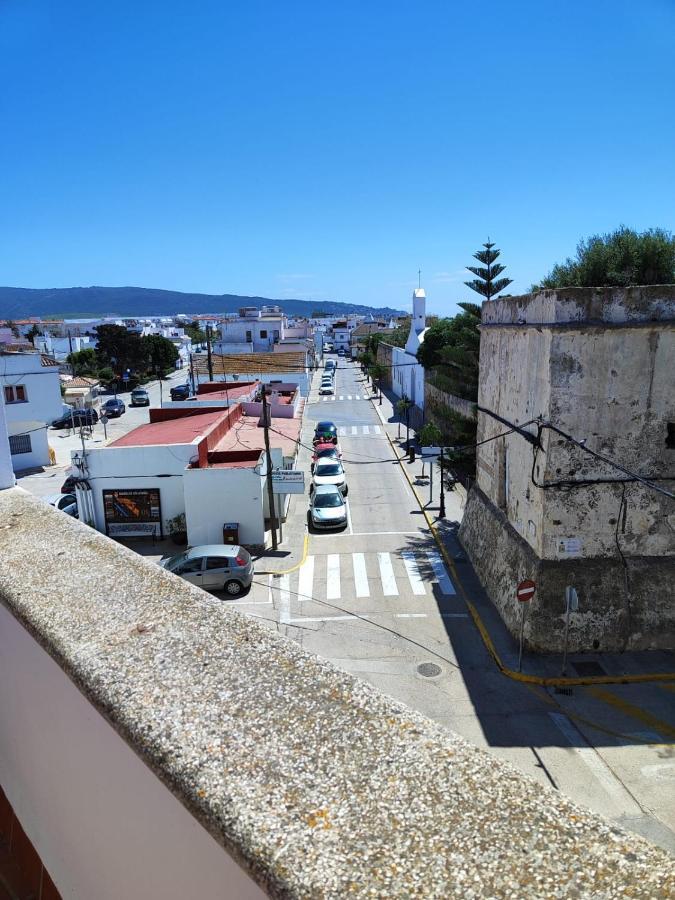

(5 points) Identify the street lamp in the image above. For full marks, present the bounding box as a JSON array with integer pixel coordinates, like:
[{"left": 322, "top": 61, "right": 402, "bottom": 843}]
[{"left": 439, "top": 446, "right": 446, "bottom": 519}]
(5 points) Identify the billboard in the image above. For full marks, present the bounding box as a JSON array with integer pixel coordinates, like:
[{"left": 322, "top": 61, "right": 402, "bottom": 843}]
[{"left": 103, "top": 488, "right": 162, "bottom": 537}]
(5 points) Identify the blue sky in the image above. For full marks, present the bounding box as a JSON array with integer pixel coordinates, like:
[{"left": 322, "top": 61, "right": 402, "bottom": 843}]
[{"left": 1, "top": 0, "right": 673, "bottom": 315}]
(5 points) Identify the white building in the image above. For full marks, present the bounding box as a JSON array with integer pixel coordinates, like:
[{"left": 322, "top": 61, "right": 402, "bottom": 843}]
[
  {"left": 390, "top": 288, "right": 427, "bottom": 412},
  {"left": 217, "top": 307, "right": 286, "bottom": 353},
  {"left": 1, "top": 351, "right": 63, "bottom": 471},
  {"left": 33, "top": 334, "right": 94, "bottom": 361}
]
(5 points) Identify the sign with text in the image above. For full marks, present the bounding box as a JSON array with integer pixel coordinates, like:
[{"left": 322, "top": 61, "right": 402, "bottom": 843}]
[
  {"left": 271, "top": 469, "right": 305, "bottom": 494},
  {"left": 103, "top": 488, "right": 162, "bottom": 537},
  {"left": 421, "top": 446, "right": 442, "bottom": 458},
  {"left": 558, "top": 537, "right": 583, "bottom": 558}
]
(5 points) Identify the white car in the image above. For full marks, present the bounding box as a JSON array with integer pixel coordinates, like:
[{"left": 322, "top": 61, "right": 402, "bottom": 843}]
[
  {"left": 311, "top": 460, "right": 348, "bottom": 495},
  {"left": 309, "top": 485, "right": 347, "bottom": 530},
  {"left": 319, "top": 382, "right": 335, "bottom": 395}
]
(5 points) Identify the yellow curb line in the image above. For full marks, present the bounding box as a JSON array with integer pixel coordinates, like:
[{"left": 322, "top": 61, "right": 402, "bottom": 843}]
[
  {"left": 257, "top": 527, "right": 310, "bottom": 577},
  {"left": 377, "top": 417, "right": 675, "bottom": 688}
]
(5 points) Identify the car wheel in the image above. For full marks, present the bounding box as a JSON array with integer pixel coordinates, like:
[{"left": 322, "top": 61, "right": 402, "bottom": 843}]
[{"left": 224, "top": 579, "right": 243, "bottom": 596}]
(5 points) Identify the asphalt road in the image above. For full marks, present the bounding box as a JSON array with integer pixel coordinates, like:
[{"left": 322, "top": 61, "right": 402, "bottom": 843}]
[{"left": 233, "top": 356, "right": 675, "bottom": 855}]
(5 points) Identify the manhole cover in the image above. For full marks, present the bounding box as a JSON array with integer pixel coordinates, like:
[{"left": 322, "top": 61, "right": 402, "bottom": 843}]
[
  {"left": 417, "top": 662, "right": 442, "bottom": 678},
  {"left": 573, "top": 661, "right": 606, "bottom": 677}
]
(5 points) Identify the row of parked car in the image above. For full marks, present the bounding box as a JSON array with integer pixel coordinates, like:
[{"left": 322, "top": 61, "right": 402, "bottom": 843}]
[
  {"left": 308, "top": 420, "right": 349, "bottom": 530},
  {"left": 50, "top": 389, "right": 154, "bottom": 429},
  {"left": 319, "top": 358, "right": 337, "bottom": 396}
]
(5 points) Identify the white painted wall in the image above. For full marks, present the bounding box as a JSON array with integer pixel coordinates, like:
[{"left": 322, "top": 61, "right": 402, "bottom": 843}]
[
  {"left": 77, "top": 443, "right": 193, "bottom": 537},
  {"left": 390, "top": 346, "right": 425, "bottom": 411},
  {"left": 183, "top": 465, "right": 266, "bottom": 547},
  {"left": 1, "top": 353, "right": 63, "bottom": 427},
  {"left": 7, "top": 419, "right": 49, "bottom": 470},
  {"left": 0, "top": 605, "right": 266, "bottom": 900}
]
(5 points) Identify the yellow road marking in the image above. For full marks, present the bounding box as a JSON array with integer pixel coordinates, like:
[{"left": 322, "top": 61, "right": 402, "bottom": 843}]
[
  {"left": 586, "top": 687, "right": 675, "bottom": 740},
  {"left": 377, "top": 419, "right": 675, "bottom": 688}
]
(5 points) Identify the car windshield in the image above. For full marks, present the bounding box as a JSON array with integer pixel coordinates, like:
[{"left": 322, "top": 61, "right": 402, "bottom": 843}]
[
  {"left": 314, "top": 492, "right": 343, "bottom": 508},
  {"left": 316, "top": 463, "right": 342, "bottom": 476},
  {"left": 166, "top": 551, "right": 189, "bottom": 571},
  {"left": 316, "top": 449, "right": 337, "bottom": 458}
]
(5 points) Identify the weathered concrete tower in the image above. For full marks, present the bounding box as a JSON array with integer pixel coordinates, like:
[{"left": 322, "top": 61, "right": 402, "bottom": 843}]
[{"left": 459, "top": 285, "right": 675, "bottom": 653}]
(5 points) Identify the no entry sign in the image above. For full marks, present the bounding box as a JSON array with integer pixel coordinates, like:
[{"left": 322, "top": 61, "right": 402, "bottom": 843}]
[{"left": 516, "top": 579, "right": 536, "bottom": 602}]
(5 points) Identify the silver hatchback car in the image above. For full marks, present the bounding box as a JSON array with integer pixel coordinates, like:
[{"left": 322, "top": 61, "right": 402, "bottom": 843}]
[
  {"left": 309, "top": 484, "right": 348, "bottom": 530},
  {"left": 160, "top": 545, "right": 253, "bottom": 596}
]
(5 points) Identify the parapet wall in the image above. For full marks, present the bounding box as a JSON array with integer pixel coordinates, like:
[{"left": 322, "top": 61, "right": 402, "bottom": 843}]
[{"left": 1, "top": 488, "right": 673, "bottom": 897}]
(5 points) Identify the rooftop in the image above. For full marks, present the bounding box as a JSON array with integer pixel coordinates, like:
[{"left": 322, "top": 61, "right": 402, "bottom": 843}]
[
  {"left": 212, "top": 414, "right": 301, "bottom": 458},
  {"left": 1, "top": 488, "right": 673, "bottom": 897},
  {"left": 195, "top": 351, "right": 306, "bottom": 376},
  {"left": 109, "top": 409, "right": 228, "bottom": 447}
]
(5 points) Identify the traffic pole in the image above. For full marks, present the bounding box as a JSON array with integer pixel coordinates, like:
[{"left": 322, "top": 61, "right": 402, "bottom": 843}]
[
  {"left": 439, "top": 446, "right": 446, "bottom": 518},
  {"left": 262, "top": 390, "right": 278, "bottom": 550},
  {"left": 518, "top": 604, "right": 526, "bottom": 672},
  {"left": 206, "top": 324, "right": 214, "bottom": 381}
]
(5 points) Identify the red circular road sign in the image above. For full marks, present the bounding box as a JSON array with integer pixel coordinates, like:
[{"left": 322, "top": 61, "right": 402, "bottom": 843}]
[{"left": 516, "top": 579, "right": 536, "bottom": 602}]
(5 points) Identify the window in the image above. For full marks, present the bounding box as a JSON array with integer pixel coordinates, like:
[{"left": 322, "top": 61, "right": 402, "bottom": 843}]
[
  {"left": 4, "top": 385, "right": 27, "bottom": 403},
  {"left": 260, "top": 330, "right": 268, "bottom": 339},
  {"left": 246, "top": 330, "right": 252, "bottom": 342},
  {"left": 176, "top": 558, "right": 203, "bottom": 575},
  {"left": 9, "top": 433, "right": 32, "bottom": 455},
  {"left": 206, "top": 557, "right": 229, "bottom": 570}
]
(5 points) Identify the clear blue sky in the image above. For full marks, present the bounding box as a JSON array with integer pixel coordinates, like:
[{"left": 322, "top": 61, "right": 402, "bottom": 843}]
[{"left": 1, "top": 0, "right": 673, "bottom": 315}]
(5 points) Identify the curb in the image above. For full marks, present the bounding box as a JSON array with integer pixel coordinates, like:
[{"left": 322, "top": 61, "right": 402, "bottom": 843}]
[
  {"left": 256, "top": 526, "right": 310, "bottom": 578},
  {"left": 372, "top": 396, "right": 675, "bottom": 688}
]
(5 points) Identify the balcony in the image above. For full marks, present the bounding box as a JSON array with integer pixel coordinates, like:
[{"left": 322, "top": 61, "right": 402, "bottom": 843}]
[{"left": 0, "top": 487, "right": 672, "bottom": 898}]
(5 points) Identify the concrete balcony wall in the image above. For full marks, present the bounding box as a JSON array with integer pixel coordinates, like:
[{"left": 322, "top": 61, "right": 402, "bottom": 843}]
[{"left": 0, "top": 488, "right": 673, "bottom": 898}]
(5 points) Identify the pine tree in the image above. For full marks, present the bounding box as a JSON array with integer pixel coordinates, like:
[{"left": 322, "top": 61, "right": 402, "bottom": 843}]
[{"left": 465, "top": 240, "right": 512, "bottom": 301}]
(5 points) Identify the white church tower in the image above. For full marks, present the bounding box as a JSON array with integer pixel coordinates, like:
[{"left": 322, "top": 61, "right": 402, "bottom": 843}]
[{"left": 405, "top": 288, "right": 426, "bottom": 355}]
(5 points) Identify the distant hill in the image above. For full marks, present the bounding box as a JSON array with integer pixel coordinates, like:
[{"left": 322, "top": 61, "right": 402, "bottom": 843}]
[{"left": 0, "top": 286, "right": 404, "bottom": 320}]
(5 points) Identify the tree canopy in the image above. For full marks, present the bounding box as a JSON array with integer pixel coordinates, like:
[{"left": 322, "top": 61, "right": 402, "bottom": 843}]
[
  {"left": 534, "top": 226, "right": 675, "bottom": 289},
  {"left": 465, "top": 241, "right": 512, "bottom": 301},
  {"left": 141, "top": 334, "right": 179, "bottom": 372},
  {"left": 94, "top": 324, "right": 146, "bottom": 374},
  {"left": 416, "top": 302, "right": 480, "bottom": 399}
]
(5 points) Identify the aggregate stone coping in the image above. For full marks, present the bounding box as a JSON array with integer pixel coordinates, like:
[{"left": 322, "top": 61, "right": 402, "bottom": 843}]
[{"left": 1, "top": 487, "right": 674, "bottom": 898}]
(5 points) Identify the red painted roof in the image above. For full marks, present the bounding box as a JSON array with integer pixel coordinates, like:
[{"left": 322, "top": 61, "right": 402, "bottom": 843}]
[
  {"left": 212, "top": 415, "right": 301, "bottom": 458},
  {"left": 109, "top": 410, "right": 228, "bottom": 447},
  {"left": 194, "top": 383, "right": 257, "bottom": 402}
]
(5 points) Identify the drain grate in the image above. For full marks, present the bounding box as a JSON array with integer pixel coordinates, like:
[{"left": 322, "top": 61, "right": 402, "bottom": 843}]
[
  {"left": 554, "top": 686, "right": 574, "bottom": 696},
  {"left": 573, "top": 660, "right": 606, "bottom": 677},
  {"left": 417, "top": 662, "right": 442, "bottom": 678}
]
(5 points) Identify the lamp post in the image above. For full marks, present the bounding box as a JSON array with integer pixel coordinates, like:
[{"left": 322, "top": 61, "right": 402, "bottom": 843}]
[{"left": 439, "top": 446, "right": 446, "bottom": 519}]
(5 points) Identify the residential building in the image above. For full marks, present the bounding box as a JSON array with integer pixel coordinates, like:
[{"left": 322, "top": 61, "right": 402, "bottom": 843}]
[
  {"left": 62, "top": 375, "right": 102, "bottom": 411},
  {"left": 1, "top": 350, "right": 62, "bottom": 471},
  {"left": 33, "top": 333, "right": 94, "bottom": 361},
  {"left": 217, "top": 307, "right": 286, "bottom": 353},
  {"left": 459, "top": 285, "right": 675, "bottom": 653},
  {"left": 72, "top": 404, "right": 301, "bottom": 549}
]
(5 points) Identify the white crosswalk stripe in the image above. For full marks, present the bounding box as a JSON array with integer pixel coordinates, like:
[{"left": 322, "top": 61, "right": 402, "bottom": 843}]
[
  {"left": 326, "top": 554, "right": 341, "bottom": 599},
  {"left": 338, "top": 426, "right": 346, "bottom": 436},
  {"left": 377, "top": 552, "right": 398, "bottom": 596},
  {"left": 373, "top": 425, "right": 381, "bottom": 434},
  {"left": 351, "top": 425, "right": 358, "bottom": 435},
  {"left": 401, "top": 551, "right": 426, "bottom": 595},
  {"left": 352, "top": 552, "right": 370, "bottom": 597},
  {"left": 347, "top": 395, "right": 353, "bottom": 400},
  {"left": 297, "top": 555, "right": 314, "bottom": 602},
  {"left": 425, "top": 551, "right": 456, "bottom": 595},
  {"left": 339, "top": 395, "right": 344, "bottom": 400},
  {"left": 355, "top": 395, "right": 361, "bottom": 400}
]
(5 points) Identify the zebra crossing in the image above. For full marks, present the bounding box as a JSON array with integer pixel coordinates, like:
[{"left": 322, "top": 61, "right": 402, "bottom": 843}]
[
  {"left": 249, "top": 549, "right": 457, "bottom": 607},
  {"left": 331, "top": 424, "right": 381, "bottom": 436},
  {"left": 321, "top": 394, "right": 366, "bottom": 402}
]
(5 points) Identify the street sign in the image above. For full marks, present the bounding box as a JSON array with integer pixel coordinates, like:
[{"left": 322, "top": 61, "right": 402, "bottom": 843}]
[
  {"left": 100, "top": 415, "right": 109, "bottom": 425},
  {"left": 271, "top": 469, "right": 305, "bottom": 494},
  {"left": 516, "top": 579, "right": 536, "bottom": 602},
  {"left": 421, "top": 446, "right": 442, "bottom": 458},
  {"left": 565, "top": 586, "right": 579, "bottom": 612}
]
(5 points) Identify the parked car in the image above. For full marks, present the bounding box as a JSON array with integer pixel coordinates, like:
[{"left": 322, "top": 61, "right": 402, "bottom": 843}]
[
  {"left": 309, "top": 484, "right": 347, "bottom": 530},
  {"left": 170, "top": 383, "right": 191, "bottom": 401},
  {"left": 51, "top": 407, "right": 99, "bottom": 429},
  {"left": 159, "top": 545, "right": 253, "bottom": 596},
  {"left": 313, "top": 421, "right": 338, "bottom": 443},
  {"left": 324, "top": 360, "right": 336, "bottom": 371},
  {"left": 312, "top": 441, "right": 342, "bottom": 464},
  {"left": 130, "top": 388, "right": 150, "bottom": 407},
  {"left": 44, "top": 493, "right": 78, "bottom": 518},
  {"left": 102, "top": 398, "right": 126, "bottom": 418},
  {"left": 319, "top": 382, "right": 335, "bottom": 396},
  {"left": 337, "top": 348, "right": 345, "bottom": 356},
  {"left": 311, "top": 459, "right": 348, "bottom": 495}
]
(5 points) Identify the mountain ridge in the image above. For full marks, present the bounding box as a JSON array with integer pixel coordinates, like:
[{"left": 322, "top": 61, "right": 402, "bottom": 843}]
[{"left": 0, "top": 286, "right": 404, "bottom": 320}]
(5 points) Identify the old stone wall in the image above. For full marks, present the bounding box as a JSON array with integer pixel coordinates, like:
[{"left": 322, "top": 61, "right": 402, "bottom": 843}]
[
  {"left": 459, "top": 486, "right": 675, "bottom": 652},
  {"left": 425, "top": 382, "right": 476, "bottom": 421},
  {"left": 461, "top": 285, "right": 675, "bottom": 652}
]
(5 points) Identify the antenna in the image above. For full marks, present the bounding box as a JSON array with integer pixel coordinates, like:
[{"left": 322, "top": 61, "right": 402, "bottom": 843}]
[{"left": 418, "top": 269, "right": 421, "bottom": 289}]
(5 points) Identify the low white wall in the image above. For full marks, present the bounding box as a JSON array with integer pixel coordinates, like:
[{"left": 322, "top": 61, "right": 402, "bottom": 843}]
[
  {"left": 183, "top": 466, "right": 266, "bottom": 547},
  {"left": 0, "top": 605, "right": 265, "bottom": 900},
  {"left": 8, "top": 420, "right": 50, "bottom": 470}
]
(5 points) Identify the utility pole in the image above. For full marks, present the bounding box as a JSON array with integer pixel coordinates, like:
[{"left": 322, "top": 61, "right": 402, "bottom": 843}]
[
  {"left": 189, "top": 352, "right": 196, "bottom": 395},
  {"left": 262, "top": 389, "right": 278, "bottom": 550},
  {"left": 206, "top": 324, "right": 214, "bottom": 381},
  {"left": 439, "top": 446, "right": 446, "bottom": 518}
]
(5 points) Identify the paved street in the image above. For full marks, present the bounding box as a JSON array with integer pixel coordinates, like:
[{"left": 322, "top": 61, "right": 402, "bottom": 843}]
[
  {"left": 233, "top": 357, "right": 675, "bottom": 855},
  {"left": 15, "top": 356, "right": 675, "bottom": 854}
]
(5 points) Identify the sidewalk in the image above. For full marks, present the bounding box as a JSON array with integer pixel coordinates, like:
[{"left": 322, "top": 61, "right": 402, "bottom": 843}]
[{"left": 370, "top": 381, "right": 675, "bottom": 686}]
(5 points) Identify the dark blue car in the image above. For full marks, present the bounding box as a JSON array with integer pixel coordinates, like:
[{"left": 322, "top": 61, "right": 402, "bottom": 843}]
[{"left": 102, "top": 398, "right": 126, "bottom": 417}]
